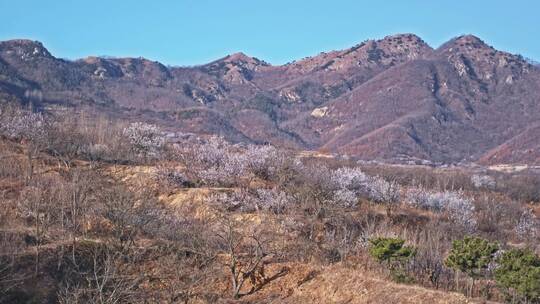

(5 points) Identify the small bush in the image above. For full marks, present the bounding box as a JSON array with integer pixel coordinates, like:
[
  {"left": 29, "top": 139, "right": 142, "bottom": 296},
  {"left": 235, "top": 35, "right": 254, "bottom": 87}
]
[
  {"left": 369, "top": 237, "right": 416, "bottom": 264},
  {"left": 369, "top": 237, "right": 416, "bottom": 282}
]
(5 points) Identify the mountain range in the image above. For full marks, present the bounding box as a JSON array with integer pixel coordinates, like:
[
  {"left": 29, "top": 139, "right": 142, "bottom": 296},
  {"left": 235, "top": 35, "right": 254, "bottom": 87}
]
[{"left": 1, "top": 33, "right": 539, "bottom": 165}]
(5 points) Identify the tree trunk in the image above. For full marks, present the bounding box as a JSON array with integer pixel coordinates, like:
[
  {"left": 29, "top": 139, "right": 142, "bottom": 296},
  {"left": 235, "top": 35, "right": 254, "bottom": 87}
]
[
  {"left": 26, "top": 150, "right": 34, "bottom": 183},
  {"left": 34, "top": 217, "right": 40, "bottom": 276},
  {"left": 455, "top": 271, "right": 459, "bottom": 292}
]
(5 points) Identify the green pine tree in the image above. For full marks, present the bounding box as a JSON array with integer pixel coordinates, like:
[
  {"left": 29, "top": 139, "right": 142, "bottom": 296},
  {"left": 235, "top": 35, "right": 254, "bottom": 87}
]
[
  {"left": 444, "top": 236, "right": 499, "bottom": 297},
  {"left": 369, "top": 237, "right": 416, "bottom": 283},
  {"left": 494, "top": 248, "right": 540, "bottom": 303}
]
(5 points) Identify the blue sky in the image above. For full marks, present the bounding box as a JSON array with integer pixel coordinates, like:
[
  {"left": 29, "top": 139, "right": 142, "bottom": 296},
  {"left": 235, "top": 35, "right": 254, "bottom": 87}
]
[{"left": 1, "top": 0, "right": 539, "bottom": 66}]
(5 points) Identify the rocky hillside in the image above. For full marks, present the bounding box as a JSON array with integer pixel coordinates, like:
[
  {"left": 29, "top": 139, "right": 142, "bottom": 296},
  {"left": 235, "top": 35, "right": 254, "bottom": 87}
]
[{"left": 1, "top": 34, "right": 539, "bottom": 164}]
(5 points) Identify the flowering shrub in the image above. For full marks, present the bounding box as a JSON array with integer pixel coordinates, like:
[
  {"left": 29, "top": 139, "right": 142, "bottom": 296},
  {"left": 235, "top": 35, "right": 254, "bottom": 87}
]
[
  {"left": 326, "top": 167, "right": 401, "bottom": 208},
  {"left": 471, "top": 174, "right": 496, "bottom": 189},
  {"left": 197, "top": 153, "right": 246, "bottom": 186},
  {"left": 204, "top": 190, "right": 257, "bottom": 212},
  {"left": 181, "top": 136, "right": 246, "bottom": 186},
  {"left": 190, "top": 136, "right": 230, "bottom": 167},
  {"left": 177, "top": 136, "right": 295, "bottom": 187},
  {"left": 205, "top": 191, "right": 247, "bottom": 211},
  {"left": 446, "top": 195, "right": 477, "bottom": 232},
  {"left": 255, "top": 188, "right": 294, "bottom": 214},
  {"left": 204, "top": 187, "right": 294, "bottom": 214},
  {"left": 405, "top": 186, "right": 432, "bottom": 209},
  {"left": 0, "top": 109, "right": 47, "bottom": 143},
  {"left": 515, "top": 208, "right": 538, "bottom": 240},
  {"left": 331, "top": 167, "right": 369, "bottom": 191},
  {"left": 407, "top": 188, "right": 465, "bottom": 211},
  {"left": 406, "top": 188, "right": 477, "bottom": 231},
  {"left": 367, "top": 177, "right": 400, "bottom": 205},
  {"left": 244, "top": 144, "right": 289, "bottom": 180},
  {"left": 332, "top": 188, "right": 359, "bottom": 207},
  {"left": 407, "top": 188, "right": 463, "bottom": 210},
  {"left": 122, "top": 122, "right": 165, "bottom": 159},
  {"left": 330, "top": 167, "right": 369, "bottom": 207},
  {"left": 0, "top": 108, "right": 50, "bottom": 180}
]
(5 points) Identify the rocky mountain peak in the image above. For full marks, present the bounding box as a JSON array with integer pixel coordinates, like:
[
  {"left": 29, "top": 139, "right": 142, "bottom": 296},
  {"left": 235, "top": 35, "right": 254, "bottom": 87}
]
[
  {"left": 226, "top": 52, "right": 267, "bottom": 66},
  {"left": 438, "top": 34, "right": 494, "bottom": 55},
  {"left": 381, "top": 33, "right": 428, "bottom": 45},
  {"left": 0, "top": 39, "right": 52, "bottom": 60},
  {"left": 299, "top": 33, "right": 433, "bottom": 73},
  {"left": 453, "top": 35, "right": 488, "bottom": 47},
  {"left": 437, "top": 35, "right": 531, "bottom": 82},
  {"left": 201, "top": 52, "right": 269, "bottom": 84},
  {"left": 373, "top": 33, "right": 433, "bottom": 58}
]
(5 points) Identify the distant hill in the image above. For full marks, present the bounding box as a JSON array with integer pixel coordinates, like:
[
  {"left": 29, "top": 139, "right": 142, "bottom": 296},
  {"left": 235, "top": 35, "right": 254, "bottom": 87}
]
[{"left": 1, "top": 34, "right": 539, "bottom": 165}]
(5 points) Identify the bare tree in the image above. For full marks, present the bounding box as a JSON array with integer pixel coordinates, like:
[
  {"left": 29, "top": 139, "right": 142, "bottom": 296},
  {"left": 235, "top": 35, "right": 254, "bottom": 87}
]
[
  {"left": 0, "top": 256, "right": 23, "bottom": 302},
  {"left": 57, "top": 169, "right": 95, "bottom": 266},
  {"left": 17, "top": 177, "right": 59, "bottom": 275},
  {"left": 57, "top": 246, "right": 141, "bottom": 304},
  {"left": 99, "top": 186, "right": 160, "bottom": 251},
  {"left": 216, "top": 219, "right": 285, "bottom": 299},
  {"left": 48, "top": 117, "right": 90, "bottom": 170},
  {"left": 140, "top": 205, "right": 220, "bottom": 303}
]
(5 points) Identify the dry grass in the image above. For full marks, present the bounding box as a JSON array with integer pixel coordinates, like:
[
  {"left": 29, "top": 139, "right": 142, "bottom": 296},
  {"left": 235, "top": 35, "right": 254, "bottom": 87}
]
[{"left": 233, "top": 262, "right": 475, "bottom": 304}]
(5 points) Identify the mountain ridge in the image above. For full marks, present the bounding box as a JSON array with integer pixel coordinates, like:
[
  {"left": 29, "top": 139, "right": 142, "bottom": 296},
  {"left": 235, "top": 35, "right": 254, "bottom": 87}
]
[{"left": 0, "top": 34, "right": 539, "bottom": 165}]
